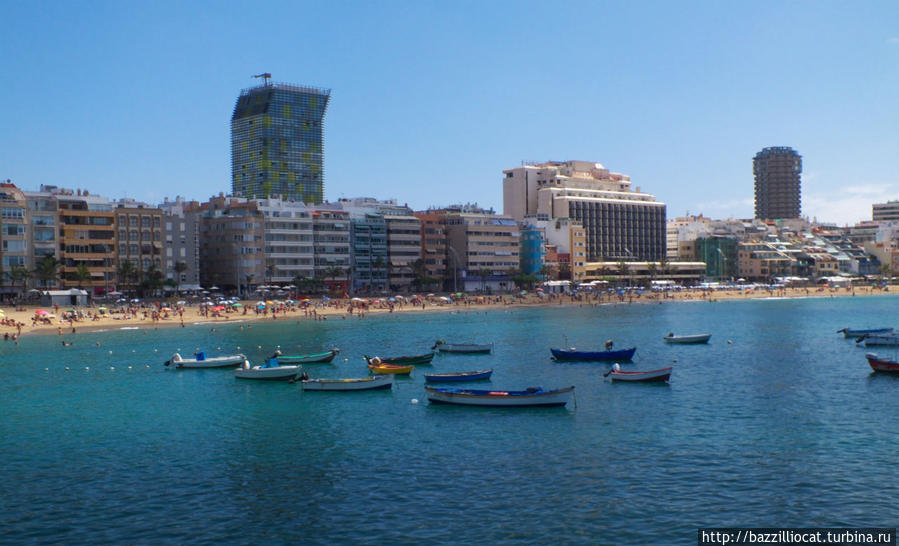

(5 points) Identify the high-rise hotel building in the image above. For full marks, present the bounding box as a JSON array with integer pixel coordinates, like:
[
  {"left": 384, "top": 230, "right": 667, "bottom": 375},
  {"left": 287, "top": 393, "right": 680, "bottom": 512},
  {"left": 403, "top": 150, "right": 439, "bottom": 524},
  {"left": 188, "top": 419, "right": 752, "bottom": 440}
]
[
  {"left": 503, "top": 160, "right": 666, "bottom": 261},
  {"left": 231, "top": 78, "right": 331, "bottom": 204},
  {"left": 753, "top": 146, "right": 801, "bottom": 220}
]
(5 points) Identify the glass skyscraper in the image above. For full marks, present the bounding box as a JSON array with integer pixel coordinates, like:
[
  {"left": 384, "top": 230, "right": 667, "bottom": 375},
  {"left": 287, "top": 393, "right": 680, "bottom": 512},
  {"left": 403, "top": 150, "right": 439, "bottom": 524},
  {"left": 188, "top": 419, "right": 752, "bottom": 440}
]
[{"left": 231, "top": 81, "right": 331, "bottom": 203}]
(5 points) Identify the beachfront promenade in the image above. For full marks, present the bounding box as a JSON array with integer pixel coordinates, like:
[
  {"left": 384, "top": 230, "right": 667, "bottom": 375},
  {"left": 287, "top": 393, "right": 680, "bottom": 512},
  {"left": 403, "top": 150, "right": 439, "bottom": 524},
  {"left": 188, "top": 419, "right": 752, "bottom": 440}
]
[{"left": 1, "top": 284, "right": 889, "bottom": 341}]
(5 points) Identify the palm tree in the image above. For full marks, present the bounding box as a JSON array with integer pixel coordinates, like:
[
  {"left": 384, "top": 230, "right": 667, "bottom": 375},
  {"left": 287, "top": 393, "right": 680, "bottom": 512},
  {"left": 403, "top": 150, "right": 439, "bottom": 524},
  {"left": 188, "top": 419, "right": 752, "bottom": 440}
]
[
  {"left": 616, "top": 259, "right": 629, "bottom": 287},
  {"left": 647, "top": 262, "right": 658, "bottom": 288},
  {"left": 7, "top": 265, "right": 31, "bottom": 300},
  {"left": 478, "top": 267, "right": 491, "bottom": 293},
  {"left": 141, "top": 263, "right": 164, "bottom": 297},
  {"left": 74, "top": 264, "right": 91, "bottom": 290},
  {"left": 323, "top": 265, "right": 344, "bottom": 294},
  {"left": 118, "top": 260, "right": 136, "bottom": 295},
  {"left": 173, "top": 261, "right": 188, "bottom": 293},
  {"left": 244, "top": 273, "right": 255, "bottom": 298},
  {"left": 34, "top": 256, "right": 61, "bottom": 290}
]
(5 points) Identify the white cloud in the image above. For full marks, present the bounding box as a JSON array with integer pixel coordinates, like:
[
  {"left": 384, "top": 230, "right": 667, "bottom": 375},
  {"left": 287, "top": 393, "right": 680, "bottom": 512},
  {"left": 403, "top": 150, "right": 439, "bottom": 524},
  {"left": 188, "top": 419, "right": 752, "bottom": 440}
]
[
  {"left": 693, "top": 198, "right": 754, "bottom": 219},
  {"left": 888, "top": 37, "right": 899, "bottom": 44},
  {"left": 804, "top": 182, "right": 899, "bottom": 225}
]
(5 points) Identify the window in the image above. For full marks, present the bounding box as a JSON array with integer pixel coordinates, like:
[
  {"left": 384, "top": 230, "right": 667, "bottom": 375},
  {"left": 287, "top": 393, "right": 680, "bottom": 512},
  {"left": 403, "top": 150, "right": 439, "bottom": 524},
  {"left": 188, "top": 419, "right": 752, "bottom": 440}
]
[
  {"left": 1, "top": 208, "right": 24, "bottom": 219},
  {"left": 3, "top": 224, "right": 24, "bottom": 236}
]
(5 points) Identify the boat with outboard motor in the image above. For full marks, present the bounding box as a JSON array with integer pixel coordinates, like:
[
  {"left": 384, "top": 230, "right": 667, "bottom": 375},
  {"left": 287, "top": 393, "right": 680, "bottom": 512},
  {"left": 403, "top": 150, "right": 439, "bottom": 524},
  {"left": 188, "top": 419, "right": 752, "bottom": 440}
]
[{"left": 164, "top": 351, "right": 246, "bottom": 369}]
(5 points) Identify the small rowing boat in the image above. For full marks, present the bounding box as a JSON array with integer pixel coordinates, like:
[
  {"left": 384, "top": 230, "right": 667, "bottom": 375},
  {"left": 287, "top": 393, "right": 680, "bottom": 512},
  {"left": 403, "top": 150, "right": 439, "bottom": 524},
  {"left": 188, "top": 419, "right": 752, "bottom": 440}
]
[
  {"left": 164, "top": 351, "right": 246, "bottom": 369},
  {"left": 857, "top": 333, "right": 899, "bottom": 347},
  {"left": 301, "top": 375, "right": 393, "bottom": 391},
  {"left": 277, "top": 349, "right": 339, "bottom": 364},
  {"left": 550, "top": 347, "right": 636, "bottom": 361},
  {"left": 432, "top": 340, "right": 493, "bottom": 354},
  {"left": 425, "top": 385, "right": 574, "bottom": 407},
  {"left": 423, "top": 369, "right": 493, "bottom": 382},
  {"left": 604, "top": 364, "right": 672, "bottom": 382},
  {"left": 838, "top": 327, "right": 893, "bottom": 338},
  {"left": 663, "top": 333, "right": 711, "bottom": 344},
  {"left": 234, "top": 358, "right": 301, "bottom": 381},
  {"left": 367, "top": 362, "right": 413, "bottom": 375},
  {"left": 364, "top": 352, "right": 435, "bottom": 366},
  {"left": 865, "top": 353, "right": 899, "bottom": 373}
]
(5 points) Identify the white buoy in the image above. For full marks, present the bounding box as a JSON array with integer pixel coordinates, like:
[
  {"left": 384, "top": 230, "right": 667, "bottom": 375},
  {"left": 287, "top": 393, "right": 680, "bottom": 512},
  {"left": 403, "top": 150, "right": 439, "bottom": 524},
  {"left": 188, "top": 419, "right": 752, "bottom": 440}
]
[
  {"left": 109, "top": 350, "right": 113, "bottom": 354},
  {"left": 257, "top": 345, "right": 262, "bottom": 349},
  {"left": 65, "top": 367, "right": 70, "bottom": 371},
  {"left": 146, "top": 365, "right": 150, "bottom": 368},
  {"left": 344, "top": 358, "right": 349, "bottom": 362},
  {"left": 727, "top": 340, "right": 733, "bottom": 344},
  {"left": 132, "top": 349, "right": 136, "bottom": 353},
  {"left": 45, "top": 368, "right": 49, "bottom": 371},
  {"left": 110, "top": 366, "right": 115, "bottom": 370},
  {"left": 411, "top": 399, "right": 419, "bottom": 404},
  {"left": 236, "top": 346, "right": 240, "bottom": 350},
  {"left": 85, "top": 366, "right": 89, "bottom": 371}
]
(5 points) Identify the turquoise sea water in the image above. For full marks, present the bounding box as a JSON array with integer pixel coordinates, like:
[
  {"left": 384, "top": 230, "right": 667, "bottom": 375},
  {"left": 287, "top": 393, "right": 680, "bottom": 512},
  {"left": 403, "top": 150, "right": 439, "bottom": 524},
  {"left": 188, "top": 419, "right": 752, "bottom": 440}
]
[{"left": 3, "top": 296, "right": 899, "bottom": 544}]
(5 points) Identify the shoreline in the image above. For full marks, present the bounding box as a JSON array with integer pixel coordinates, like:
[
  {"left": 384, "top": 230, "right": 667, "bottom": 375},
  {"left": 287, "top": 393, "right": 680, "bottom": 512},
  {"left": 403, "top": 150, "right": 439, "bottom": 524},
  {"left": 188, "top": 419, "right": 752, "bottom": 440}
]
[{"left": 4, "top": 284, "right": 893, "bottom": 341}]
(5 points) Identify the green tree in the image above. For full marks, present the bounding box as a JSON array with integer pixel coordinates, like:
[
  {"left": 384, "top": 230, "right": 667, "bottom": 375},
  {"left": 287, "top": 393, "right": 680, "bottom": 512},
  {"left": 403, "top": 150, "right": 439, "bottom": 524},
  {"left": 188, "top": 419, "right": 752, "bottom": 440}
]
[
  {"left": 173, "top": 261, "right": 188, "bottom": 293},
  {"left": 7, "top": 265, "right": 31, "bottom": 300},
  {"left": 118, "top": 260, "right": 136, "bottom": 294},
  {"left": 616, "top": 260, "right": 629, "bottom": 287},
  {"left": 34, "top": 256, "right": 61, "bottom": 290},
  {"left": 140, "top": 263, "right": 164, "bottom": 297},
  {"left": 478, "top": 267, "right": 491, "bottom": 293},
  {"left": 74, "top": 263, "right": 91, "bottom": 290}
]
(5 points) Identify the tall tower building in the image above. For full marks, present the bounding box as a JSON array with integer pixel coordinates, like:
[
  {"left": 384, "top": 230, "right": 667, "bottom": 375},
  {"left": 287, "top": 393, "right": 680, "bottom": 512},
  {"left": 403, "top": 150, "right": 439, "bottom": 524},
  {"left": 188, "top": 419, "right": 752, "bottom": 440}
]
[
  {"left": 231, "top": 75, "right": 331, "bottom": 203},
  {"left": 753, "top": 147, "right": 802, "bottom": 220}
]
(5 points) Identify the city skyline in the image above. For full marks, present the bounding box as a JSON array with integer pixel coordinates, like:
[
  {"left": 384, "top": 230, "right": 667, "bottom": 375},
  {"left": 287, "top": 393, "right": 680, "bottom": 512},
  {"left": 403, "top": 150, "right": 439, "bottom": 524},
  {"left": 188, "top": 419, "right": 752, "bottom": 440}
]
[{"left": 2, "top": 1, "right": 897, "bottom": 225}]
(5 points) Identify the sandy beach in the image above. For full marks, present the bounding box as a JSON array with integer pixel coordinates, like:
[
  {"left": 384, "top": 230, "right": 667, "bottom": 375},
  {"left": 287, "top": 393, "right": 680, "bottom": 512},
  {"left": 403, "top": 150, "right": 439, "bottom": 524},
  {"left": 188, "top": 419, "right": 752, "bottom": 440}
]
[{"left": 0, "top": 283, "right": 889, "bottom": 343}]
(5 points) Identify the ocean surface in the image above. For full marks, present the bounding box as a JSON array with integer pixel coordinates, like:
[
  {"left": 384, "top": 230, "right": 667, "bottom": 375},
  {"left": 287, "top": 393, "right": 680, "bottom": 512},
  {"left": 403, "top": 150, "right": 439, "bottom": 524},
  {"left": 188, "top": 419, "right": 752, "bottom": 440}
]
[{"left": 3, "top": 296, "right": 899, "bottom": 545}]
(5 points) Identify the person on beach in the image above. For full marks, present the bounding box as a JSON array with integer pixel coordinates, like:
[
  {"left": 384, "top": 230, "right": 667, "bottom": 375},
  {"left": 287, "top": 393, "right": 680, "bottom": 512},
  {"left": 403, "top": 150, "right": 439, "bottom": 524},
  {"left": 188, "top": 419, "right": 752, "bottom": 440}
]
[{"left": 605, "top": 340, "right": 614, "bottom": 350}]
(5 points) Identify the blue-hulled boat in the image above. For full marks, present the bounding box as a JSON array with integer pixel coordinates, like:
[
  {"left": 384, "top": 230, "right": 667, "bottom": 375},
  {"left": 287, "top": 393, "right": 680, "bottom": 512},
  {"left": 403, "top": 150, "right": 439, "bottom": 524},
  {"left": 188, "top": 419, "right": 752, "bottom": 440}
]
[
  {"left": 837, "top": 327, "right": 894, "bottom": 339},
  {"left": 425, "top": 385, "right": 574, "bottom": 407},
  {"left": 424, "top": 369, "right": 493, "bottom": 382},
  {"left": 550, "top": 347, "right": 636, "bottom": 361}
]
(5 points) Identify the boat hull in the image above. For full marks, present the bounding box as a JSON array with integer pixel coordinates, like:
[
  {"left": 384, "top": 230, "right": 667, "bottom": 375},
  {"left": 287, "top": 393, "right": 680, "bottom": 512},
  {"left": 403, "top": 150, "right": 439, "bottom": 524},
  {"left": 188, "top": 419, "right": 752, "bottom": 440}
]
[
  {"left": 424, "top": 369, "right": 493, "bottom": 382},
  {"left": 301, "top": 375, "right": 393, "bottom": 391},
  {"left": 167, "top": 354, "right": 246, "bottom": 369},
  {"left": 234, "top": 365, "right": 301, "bottom": 380},
  {"left": 841, "top": 328, "right": 893, "bottom": 338},
  {"left": 433, "top": 342, "right": 493, "bottom": 354},
  {"left": 367, "top": 352, "right": 435, "bottom": 365},
  {"left": 663, "top": 334, "right": 711, "bottom": 344},
  {"left": 550, "top": 347, "right": 636, "bottom": 361},
  {"left": 609, "top": 367, "right": 672, "bottom": 382},
  {"left": 278, "top": 349, "right": 339, "bottom": 364},
  {"left": 865, "top": 353, "right": 899, "bottom": 373},
  {"left": 368, "top": 364, "right": 413, "bottom": 375},
  {"left": 425, "top": 385, "right": 574, "bottom": 407},
  {"left": 862, "top": 334, "right": 899, "bottom": 347}
]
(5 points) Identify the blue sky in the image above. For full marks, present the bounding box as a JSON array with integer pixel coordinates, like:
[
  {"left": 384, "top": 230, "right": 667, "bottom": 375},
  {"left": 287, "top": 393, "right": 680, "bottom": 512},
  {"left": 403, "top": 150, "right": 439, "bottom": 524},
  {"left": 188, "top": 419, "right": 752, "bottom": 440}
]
[{"left": 2, "top": 1, "right": 897, "bottom": 225}]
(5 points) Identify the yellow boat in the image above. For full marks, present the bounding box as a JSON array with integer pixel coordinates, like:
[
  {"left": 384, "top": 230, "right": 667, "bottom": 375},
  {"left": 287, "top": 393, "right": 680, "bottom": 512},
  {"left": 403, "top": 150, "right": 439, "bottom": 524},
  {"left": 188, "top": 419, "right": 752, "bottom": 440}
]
[{"left": 367, "top": 363, "right": 413, "bottom": 375}]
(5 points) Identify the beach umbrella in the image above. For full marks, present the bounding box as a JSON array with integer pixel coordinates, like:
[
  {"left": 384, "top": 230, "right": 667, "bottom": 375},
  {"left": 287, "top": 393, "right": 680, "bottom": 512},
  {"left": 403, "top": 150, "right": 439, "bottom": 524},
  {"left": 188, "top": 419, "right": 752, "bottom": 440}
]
[
  {"left": 231, "top": 302, "right": 243, "bottom": 307},
  {"left": 388, "top": 297, "right": 395, "bottom": 302},
  {"left": 35, "top": 309, "right": 49, "bottom": 315},
  {"left": 0, "top": 309, "right": 4, "bottom": 316},
  {"left": 394, "top": 295, "right": 405, "bottom": 299},
  {"left": 322, "top": 296, "right": 330, "bottom": 301},
  {"left": 212, "top": 305, "right": 225, "bottom": 312},
  {"left": 426, "top": 293, "right": 436, "bottom": 297}
]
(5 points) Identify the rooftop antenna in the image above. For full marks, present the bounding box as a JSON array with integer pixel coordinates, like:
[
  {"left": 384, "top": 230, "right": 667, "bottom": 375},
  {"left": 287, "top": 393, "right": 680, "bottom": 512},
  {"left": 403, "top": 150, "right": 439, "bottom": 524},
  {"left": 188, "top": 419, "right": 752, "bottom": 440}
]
[{"left": 253, "top": 72, "right": 272, "bottom": 86}]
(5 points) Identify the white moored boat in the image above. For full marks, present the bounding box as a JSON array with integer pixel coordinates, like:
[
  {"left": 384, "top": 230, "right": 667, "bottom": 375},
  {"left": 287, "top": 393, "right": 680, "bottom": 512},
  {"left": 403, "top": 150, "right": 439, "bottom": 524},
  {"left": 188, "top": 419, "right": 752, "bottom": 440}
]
[
  {"left": 300, "top": 374, "right": 393, "bottom": 391},
  {"left": 165, "top": 351, "right": 245, "bottom": 369},
  {"left": 663, "top": 333, "right": 711, "bottom": 344},
  {"left": 432, "top": 340, "right": 493, "bottom": 354},
  {"left": 234, "top": 358, "right": 302, "bottom": 381}
]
